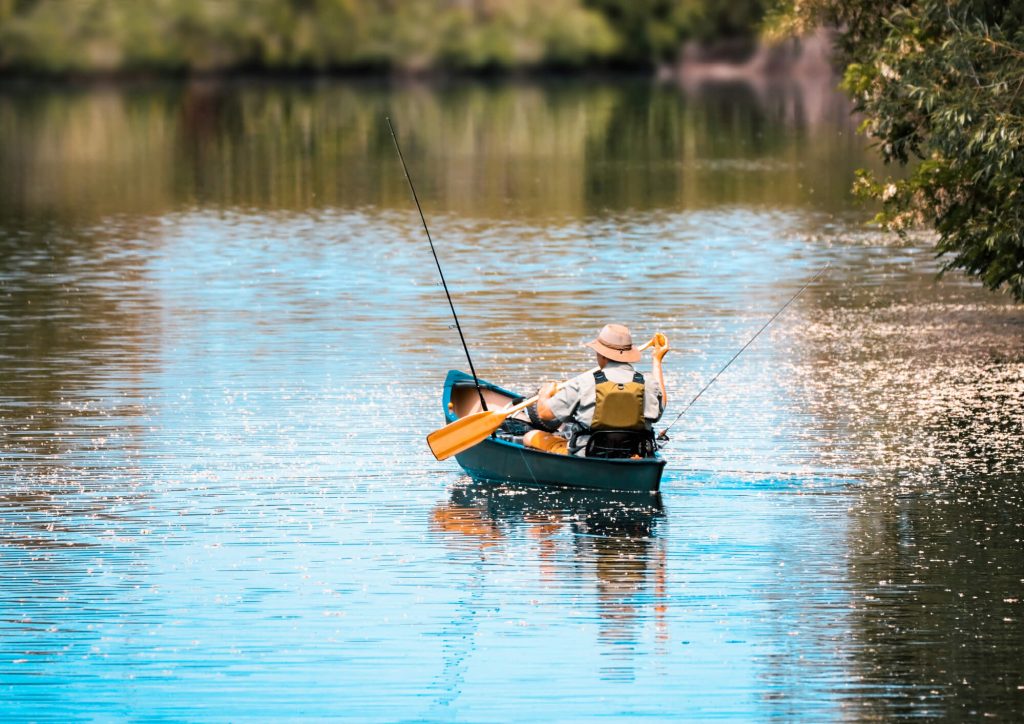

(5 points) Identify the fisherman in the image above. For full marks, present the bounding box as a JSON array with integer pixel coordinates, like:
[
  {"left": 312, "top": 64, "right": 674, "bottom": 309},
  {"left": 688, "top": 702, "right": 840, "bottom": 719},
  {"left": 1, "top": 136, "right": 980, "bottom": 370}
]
[{"left": 523, "top": 324, "right": 669, "bottom": 457}]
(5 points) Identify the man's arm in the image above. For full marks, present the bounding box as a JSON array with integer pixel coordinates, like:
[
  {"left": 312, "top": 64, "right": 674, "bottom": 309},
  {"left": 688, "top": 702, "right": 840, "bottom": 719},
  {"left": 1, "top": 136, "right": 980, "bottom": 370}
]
[
  {"left": 652, "top": 338, "right": 669, "bottom": 409},
  {"left": 537, "top": 376, "right": 582, "bottom": 423},
  {"left": 535, "top": 382, "right": 560, "bottom": 422}
]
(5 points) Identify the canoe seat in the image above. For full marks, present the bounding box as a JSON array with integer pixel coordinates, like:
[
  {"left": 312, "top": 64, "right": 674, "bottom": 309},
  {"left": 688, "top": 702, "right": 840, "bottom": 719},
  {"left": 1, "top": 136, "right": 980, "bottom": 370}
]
[{"left": 584, "top": 429, "right": 657, "bottom": 459}]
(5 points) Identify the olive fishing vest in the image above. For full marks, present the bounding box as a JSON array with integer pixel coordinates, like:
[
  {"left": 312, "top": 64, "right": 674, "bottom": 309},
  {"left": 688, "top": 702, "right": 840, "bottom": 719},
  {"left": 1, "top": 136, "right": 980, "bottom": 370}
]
[{"left": 590, "top": 369, "right": 646, "bottom": 431}]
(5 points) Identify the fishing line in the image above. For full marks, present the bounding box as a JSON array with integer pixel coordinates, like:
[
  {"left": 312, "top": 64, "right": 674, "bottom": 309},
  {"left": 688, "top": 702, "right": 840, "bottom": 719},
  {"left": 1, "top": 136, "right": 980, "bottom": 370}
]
[{"left": 658, "top": 263, "right": 830, "bottom": 442}]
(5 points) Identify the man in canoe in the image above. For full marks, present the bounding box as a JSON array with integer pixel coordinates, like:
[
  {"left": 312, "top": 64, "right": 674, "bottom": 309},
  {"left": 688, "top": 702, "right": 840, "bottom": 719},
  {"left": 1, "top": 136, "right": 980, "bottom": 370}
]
[{"left": 523, "top": 324, "right": 669, "bottom": 457}]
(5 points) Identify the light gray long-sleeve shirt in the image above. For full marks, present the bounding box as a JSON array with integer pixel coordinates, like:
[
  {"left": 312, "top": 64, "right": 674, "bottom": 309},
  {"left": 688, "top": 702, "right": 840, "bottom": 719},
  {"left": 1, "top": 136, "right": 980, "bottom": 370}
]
[{"left": 546, "top": 360, "right": 663, "bottom": 453}]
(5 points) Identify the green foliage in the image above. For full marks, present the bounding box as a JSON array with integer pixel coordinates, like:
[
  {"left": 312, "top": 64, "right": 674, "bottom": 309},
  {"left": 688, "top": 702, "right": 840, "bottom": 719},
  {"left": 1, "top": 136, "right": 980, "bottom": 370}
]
[
  {"left": 682, "top": 0, "right": 767, "bottom": 44},
  {"left": 777, "top": 0, "right": 1024, "bottom": 301},
  {"left": 0, "top": 0, "right": 623, "bottom": 73},
  {"left": 0, "top": 0, "right": 773, "bottom": 74},
  {"left": 0, "top": 0, "right": 626, "bottom": 73},
  {"left": 584, "top": 0, "right": 694, "bottom": 66},
  {"left": 584, "top": 0, "right": 768, "bottom": 67}
]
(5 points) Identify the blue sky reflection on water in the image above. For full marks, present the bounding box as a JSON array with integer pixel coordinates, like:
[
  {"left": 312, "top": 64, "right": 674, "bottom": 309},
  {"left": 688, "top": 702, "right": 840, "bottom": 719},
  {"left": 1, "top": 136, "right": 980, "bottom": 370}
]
[
  {"left": 1, "top": 204, "right": 864, "bottom": 720},
  {"left": 1, "top": 80, "right": 1023, "bottom": 720}
]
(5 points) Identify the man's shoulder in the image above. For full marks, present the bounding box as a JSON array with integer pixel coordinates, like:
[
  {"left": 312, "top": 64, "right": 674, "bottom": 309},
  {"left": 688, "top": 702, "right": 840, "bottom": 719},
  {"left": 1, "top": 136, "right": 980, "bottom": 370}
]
[{"left": 566, "top": 369, "right": 598, "bottom": 389}]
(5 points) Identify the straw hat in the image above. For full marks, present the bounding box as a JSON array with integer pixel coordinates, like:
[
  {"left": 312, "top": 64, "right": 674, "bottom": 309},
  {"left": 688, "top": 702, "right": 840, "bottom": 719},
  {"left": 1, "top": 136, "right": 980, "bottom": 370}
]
[{"left": 585, "top": 323, "right": 641, "bottom": 362}]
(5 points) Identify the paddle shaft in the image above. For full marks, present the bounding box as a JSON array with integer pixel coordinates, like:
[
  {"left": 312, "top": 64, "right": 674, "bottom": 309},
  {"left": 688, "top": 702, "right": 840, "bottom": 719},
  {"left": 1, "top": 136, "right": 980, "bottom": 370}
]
[
  {"left": 657, "top": 264, "right": 829, "bottom": 441},
  {"left": 386, "top": 116, "right": 488, "bottom": 412}
]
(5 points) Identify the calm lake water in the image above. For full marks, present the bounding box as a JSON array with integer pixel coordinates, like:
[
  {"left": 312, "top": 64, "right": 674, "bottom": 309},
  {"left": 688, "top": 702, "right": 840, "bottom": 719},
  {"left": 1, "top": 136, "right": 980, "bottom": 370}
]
[{"left": 1, "top": 77, "right": 1022, "bottom": 721}]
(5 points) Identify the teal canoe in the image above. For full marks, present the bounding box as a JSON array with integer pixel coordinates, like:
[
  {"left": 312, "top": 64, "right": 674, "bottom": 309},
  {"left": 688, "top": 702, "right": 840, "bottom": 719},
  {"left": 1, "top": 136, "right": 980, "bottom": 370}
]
[{"left": 441, "top": 370, "right": 666, "bottom": 494}]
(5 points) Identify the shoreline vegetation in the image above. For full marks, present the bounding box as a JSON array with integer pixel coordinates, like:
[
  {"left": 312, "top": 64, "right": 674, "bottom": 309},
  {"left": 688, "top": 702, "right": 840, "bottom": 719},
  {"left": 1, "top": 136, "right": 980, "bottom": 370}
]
[{"left": 0, "top": 0, "right": 784, "bottom": 79}]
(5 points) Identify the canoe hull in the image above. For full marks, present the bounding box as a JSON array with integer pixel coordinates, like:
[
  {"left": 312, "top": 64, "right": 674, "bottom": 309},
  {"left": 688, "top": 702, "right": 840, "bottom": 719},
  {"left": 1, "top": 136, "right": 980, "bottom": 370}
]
[{"left": 442, "top": 370, "right": 666, "bottom": 494}]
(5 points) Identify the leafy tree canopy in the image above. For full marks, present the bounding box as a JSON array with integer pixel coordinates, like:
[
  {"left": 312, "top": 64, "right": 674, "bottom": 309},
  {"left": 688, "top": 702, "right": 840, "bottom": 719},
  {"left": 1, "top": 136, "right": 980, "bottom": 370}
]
[
  {"left": 0, "top": 0, "right": 769, "bottom": 74},
  {"left": 771, "top": 0, "right": 1024, "bottom": 300},
  {"left": 584, "top": 0, "right": 767, "bottom": 67}
]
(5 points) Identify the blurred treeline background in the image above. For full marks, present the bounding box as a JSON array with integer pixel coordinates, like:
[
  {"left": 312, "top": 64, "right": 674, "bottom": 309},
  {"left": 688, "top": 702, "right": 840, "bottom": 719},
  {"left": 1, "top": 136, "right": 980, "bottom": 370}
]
[{"left": 0, "top": 0, "right": 768, "bottom": 75}]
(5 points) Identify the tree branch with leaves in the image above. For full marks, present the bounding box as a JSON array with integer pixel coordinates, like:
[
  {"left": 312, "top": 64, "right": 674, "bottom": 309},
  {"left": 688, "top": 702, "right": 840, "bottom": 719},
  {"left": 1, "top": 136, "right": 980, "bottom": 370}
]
[{"left": 771, "top": 0, "right": 1024, "bottom": 300}]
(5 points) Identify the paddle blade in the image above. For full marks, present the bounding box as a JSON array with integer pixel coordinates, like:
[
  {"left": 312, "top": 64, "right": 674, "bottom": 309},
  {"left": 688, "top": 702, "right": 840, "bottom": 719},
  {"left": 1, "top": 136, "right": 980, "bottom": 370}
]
[{"left": 427, "top": 410, "right": 507, "bottom": 461}]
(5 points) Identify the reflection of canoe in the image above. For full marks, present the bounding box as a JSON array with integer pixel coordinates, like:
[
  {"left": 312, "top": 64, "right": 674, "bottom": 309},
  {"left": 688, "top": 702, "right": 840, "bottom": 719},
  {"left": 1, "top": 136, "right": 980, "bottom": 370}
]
[
  {"left": 443, "top": 480, "right": 665, "bottom": 535},
  {"left": 430, "top": 481, "right": 668, "bottom": 690},
  {"left": 442, "top": 370, "right": 666, "bottom": 494}
]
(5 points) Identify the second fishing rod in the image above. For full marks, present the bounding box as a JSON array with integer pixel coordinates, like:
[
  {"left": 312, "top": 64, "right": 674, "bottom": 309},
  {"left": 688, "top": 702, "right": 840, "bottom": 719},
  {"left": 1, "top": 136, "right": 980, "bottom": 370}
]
[{"left": 658, "top": 263, "right": 830, "bottom": 443}]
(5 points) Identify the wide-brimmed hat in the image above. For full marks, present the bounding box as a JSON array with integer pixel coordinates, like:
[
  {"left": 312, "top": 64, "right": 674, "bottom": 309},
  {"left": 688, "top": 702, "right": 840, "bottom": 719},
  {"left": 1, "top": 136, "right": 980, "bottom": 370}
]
[{"left": 585, "top": 323, "right": 641, "bottom": 362}]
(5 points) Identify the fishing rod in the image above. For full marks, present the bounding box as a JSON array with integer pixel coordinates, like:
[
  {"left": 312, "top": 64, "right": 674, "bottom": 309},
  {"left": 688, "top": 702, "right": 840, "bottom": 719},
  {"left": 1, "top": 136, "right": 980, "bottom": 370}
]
[
  {"left": 658, "top": 263, "right": 830, "bottom": 442},
  {"left": 386, "top": 116, "right": 488, "bottom": 412}
]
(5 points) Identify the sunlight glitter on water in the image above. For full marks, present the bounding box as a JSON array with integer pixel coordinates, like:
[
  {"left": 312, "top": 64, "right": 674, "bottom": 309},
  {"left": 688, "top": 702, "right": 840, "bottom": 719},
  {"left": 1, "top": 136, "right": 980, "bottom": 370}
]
[{"left": 1, "top": 80, "right": 1023, "bottom": 720}]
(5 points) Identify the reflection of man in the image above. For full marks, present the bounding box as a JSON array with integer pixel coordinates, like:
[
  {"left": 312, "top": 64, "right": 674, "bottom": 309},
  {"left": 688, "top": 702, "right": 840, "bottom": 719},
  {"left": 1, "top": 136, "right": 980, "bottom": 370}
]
[
  {"left": 524, "top": 324, "right": 669, "bottom": 457},
  {"left": 431, "top": 485, "right": 669, "bottom": 675}
]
